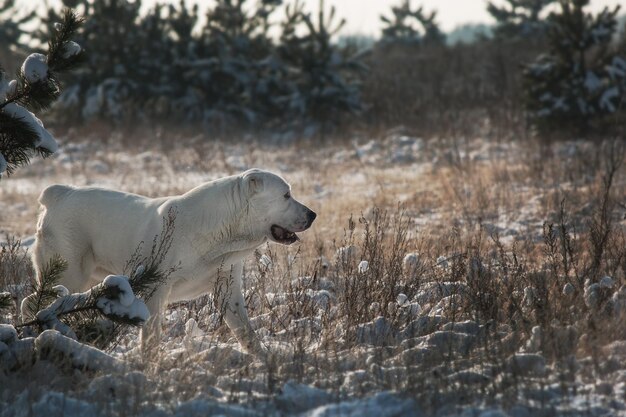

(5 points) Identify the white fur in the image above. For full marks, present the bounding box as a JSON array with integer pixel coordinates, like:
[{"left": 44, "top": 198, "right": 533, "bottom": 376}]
[{"left": 31, "top": 169, "right": 316, "bottom": 354}]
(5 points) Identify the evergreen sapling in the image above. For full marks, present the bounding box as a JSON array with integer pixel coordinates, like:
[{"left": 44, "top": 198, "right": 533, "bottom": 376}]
[
  {"left": 380, "top": 0, "right": 445, "bottom": 45},
  {"left": 279, "top": 0, "right": 366, "bottom": 137},
  {"left": 523, "top": 0, "right": 625, "bottom": 132},
  {"left": 487, "top": 0, "right": 556, "bottom": 39},
  {"left": 0, "top": 10, "right": 84, "bottom": 177}
]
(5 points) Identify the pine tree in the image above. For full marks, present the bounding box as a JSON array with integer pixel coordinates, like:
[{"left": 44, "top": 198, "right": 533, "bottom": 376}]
[
  {"left": 380, "top": 0, "right": 445, "bottom": 45},
  {"left": 32, "top": 0, "right": 364, "bottom": 134},
  {"left": 20, "top": 255, "right": 69, "bottom": 321},
  {"left": 0, "top": 10, "right": 84, "bottom": 177},
  {"left": 191, "top": 0, "right": 282, "bottom": 126},
  {"left": 49, "top": 0, "right": 146, "bottom": 122},
  {"left": 523, "top": 1, "right": 625, "bottom": 132},
  {"left": 37, "top": 0, "right": 279, "bottom": 126},
  {"left": 278, "top": 0, "right": 366, "bottom": 136},
  {"left": 487, "top": 0, "right": 556, "bottom": 39}
]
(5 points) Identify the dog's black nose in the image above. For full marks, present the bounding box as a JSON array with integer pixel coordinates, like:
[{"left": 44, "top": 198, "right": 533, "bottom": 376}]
[{"left": 307, "top": 210, "right": 317, "bottom": 227}]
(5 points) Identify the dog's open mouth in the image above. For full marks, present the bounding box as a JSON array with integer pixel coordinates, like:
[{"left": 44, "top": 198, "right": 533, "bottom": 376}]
[{"left": 271, "top": 225, "right": 300, "bottom": 244}]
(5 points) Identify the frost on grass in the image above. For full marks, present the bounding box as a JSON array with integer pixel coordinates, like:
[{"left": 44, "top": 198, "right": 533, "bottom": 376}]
[{"left": 3, "top": 139, "right": 626, "bottom": 416}]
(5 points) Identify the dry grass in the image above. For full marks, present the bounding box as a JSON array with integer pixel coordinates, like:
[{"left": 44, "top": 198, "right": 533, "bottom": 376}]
[{"left": 1, "top": 127, "right": 626, "bottom": 414}]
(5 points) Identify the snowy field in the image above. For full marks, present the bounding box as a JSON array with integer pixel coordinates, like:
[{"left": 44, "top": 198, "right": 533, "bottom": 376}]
[{"left": 2, "top": 130, "right": 626, "bottom": 417}]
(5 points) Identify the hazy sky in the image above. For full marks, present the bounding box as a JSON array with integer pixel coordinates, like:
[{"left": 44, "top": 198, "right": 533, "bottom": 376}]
[
  {"left": 141, "top": 0, "right": 625, "bottom": 35},
  {"left": 304, "top": 0, "right": 624, "bottom": 34},
  {"left": 37, "top": 0, "right": 624, "bottom": 36}
]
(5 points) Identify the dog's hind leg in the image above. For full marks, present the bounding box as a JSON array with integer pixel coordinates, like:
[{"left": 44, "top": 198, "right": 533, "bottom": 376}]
[
  {"left": 26, "top": 218, "right": 96, "bottom": 320},
  {"left": 33, "top": 224, "right": 95, "bottom": 288}
]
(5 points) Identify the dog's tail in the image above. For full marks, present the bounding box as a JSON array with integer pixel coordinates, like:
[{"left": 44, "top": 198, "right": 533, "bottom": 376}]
[{"left": 39, "top": 184, "right": 74, "bottom": 207}]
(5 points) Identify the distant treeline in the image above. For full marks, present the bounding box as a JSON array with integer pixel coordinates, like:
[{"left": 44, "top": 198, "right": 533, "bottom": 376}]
[{"left": 0, "top": 0, "right": 625, "bottom": 138}]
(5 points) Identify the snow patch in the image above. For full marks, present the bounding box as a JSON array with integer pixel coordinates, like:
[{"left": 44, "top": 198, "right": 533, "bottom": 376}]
[
  {"left": 0, "top": 324, "right": 18, "bottom": 344},
  {"left": 63, "top": 41, "right": 82, "bottom": 58},
  {"left": 277, "top": 381, "right": 334, "bottom": 413},
  {"left": 599, "top": 86, "right": 620, "bottom": 113},
  {"left": 0, "top": 77, "right": 10, "bottom": 102},
  {"left": 0, "top": 152, "right": 7, "bottom": 173},
  {"left": 507, "top": 353, "right": 546, "bottom": 376},
  {"left": 96, "top": 297, "right": 150, "bottom": 323},
  {"left": 584, "top": 70, "right": 601, "bottom": 92},
  {"left": 21, "top": 53, "right": 48, "bottom": 83},
  {"left": 92, "top": 274, "right": 150, "bottom": 323},
  {"left": 26, "top": 391, "right": 102, "bottom": 417},
  {"left": 302, "top": 391, "right": 419, "bottom": 417},
  {"left": 606, "top": 56, "right": 626, "bottom": 79},
  {"left": 102, "top": 274, "right": 135, "bottom": 307},
  {"left": 259, "top": 254, "right": 273, "bottom": 268},
  {"left": 35, "top": 330, "right": 125, "bottom": 372},
  {"left": 2, "top": 102, "right": 58, "bottom": 152}
]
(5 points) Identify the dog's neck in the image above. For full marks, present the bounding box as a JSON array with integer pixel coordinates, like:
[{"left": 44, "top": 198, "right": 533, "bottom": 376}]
[{"left": 177, "top": 178, "right": 267, "bottom": 258}]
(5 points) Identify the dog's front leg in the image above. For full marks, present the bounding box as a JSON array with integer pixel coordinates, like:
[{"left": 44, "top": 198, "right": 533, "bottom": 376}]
[{"left": 214, "top": 261, "right": 265, "bottom": 356}]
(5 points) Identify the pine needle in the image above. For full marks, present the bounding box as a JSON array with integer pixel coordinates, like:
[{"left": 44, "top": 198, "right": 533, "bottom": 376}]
[{"left": 22, "top": 254, "right": 67, "bottom": 320}]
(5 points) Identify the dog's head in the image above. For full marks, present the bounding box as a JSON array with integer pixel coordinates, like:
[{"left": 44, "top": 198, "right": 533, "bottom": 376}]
[{"left": 242, "top": 169, "right": 316, "bottom": 245}]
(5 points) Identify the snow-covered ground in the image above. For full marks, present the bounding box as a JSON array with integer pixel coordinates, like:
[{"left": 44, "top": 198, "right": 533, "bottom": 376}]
[{"left": 1, "top": 132, "right": 626, "bottom": 416}]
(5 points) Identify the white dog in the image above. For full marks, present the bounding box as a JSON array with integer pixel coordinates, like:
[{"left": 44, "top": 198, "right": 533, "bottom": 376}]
[{"left": 31, "top": 169, "right": 316, "bottom": 354}]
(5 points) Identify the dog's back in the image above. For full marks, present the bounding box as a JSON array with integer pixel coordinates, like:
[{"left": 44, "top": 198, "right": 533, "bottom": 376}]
[
  {"left": 33, "top": 185, "right": 161, "bottom": 294},
  {"left": 39, "top": 184, "right": 75, "bottom": 208}
]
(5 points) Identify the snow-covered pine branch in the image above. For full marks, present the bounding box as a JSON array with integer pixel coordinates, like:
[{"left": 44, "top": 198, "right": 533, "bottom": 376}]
[
  {"left": 20, "top": 254, "right": 68, "bottom": 322},
  {"left": 0, "top": 9, "right": 84, "bottom": 178},
  {"left": 18, "top": 267, "right": 152, "bottom": 347},
  {"left": 24, "top": 271, "right": 150, "bottom": 341},
  {"left": 1, "top": 324, "right": 124, "bottom": 373}
]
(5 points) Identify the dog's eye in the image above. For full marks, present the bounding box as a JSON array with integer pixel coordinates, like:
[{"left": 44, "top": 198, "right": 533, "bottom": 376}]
[{"left": 284, "top": 192, "right": 291, "bottom": 199}]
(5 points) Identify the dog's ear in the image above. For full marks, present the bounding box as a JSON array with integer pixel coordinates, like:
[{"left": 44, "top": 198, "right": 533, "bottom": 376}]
[{"left": 243, "top": 170, "right": 264, "bottom": 196}]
